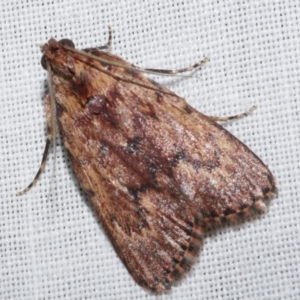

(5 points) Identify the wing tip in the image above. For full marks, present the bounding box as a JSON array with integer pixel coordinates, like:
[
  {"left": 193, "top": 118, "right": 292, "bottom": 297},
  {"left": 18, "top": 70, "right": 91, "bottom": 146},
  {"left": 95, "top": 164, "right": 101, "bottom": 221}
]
[{"left": 203, "top": 176, "right": 277, "bottom": 230}]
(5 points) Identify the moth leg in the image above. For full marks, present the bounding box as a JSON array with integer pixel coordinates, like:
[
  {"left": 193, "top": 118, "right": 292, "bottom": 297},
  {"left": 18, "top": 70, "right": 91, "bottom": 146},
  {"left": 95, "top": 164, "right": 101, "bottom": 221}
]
[
  {"left": 17, "top": 93, "right": 54, "bottom": 196},
  {"left": 16, "top": 138, "right": 51, "bottom": 196},
  {"left": 209, "top": 104, "right": 257, "bottom": 122},
  {"left": 97, "top": 26, "right": 112, "bottom": 51},
  {"left": 142, "top": 56, "right": 209, "bottom": 75}
]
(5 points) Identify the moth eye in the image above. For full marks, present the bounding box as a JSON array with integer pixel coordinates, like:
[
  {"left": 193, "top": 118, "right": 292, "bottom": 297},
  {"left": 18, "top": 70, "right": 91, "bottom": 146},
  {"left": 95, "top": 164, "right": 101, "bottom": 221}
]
[
  {"left": 59, "top": 39, "right": 75, "bottom": 48},
  {"left": 41, "top": 55, "right": 47, "bottom": 70}
]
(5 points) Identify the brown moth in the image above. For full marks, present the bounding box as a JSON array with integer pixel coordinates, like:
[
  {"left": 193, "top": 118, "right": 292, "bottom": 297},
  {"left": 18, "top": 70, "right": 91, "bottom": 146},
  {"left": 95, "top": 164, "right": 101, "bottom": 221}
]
[{"left": 18, "top": 29, "right": 276, "bottom": 292}]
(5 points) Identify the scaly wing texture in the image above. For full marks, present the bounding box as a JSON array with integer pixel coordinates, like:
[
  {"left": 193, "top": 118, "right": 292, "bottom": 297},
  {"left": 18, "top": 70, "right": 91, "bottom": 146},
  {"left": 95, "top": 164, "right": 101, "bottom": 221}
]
[{"left": 44, "top": 42, "right": 276, "bottom": 291}]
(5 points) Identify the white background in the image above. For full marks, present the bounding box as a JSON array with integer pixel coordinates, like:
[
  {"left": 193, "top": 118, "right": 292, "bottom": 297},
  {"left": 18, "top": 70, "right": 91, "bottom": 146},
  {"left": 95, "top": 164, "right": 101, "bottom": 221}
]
[{"left": 1, "top": 1, "right": 299, "bottom": 299}]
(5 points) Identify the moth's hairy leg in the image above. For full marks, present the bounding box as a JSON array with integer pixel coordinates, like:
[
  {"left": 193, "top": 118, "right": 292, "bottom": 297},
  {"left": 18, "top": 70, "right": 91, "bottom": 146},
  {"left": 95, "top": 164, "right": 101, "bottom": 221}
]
[
  {"left": 91, "top": 27, "right": 207, "bottom": 75},
  {"left": 97, "top": 26, "right": 112, "bottom": 51},
  {"left": 16, "top": 137, "right": 52, "bottom": 196},
  {"left": 141, "top": 56, "right": 209, "bottom": 75},
  {"left": 209, "top": 104, "right": 257, "bottom": 122}
]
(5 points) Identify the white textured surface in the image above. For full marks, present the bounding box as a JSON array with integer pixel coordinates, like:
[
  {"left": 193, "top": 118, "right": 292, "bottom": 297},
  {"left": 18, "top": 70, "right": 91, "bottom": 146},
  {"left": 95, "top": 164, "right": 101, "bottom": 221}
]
[{"left": 1, "top": 1, "right": 299, "bottom": 299}]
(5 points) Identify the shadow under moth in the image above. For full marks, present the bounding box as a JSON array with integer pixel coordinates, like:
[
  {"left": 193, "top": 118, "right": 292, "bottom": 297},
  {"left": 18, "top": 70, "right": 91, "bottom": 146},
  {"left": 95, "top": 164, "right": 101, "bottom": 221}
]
[{"left": 18, "top": 29, "right": 277, "bottom": 292}]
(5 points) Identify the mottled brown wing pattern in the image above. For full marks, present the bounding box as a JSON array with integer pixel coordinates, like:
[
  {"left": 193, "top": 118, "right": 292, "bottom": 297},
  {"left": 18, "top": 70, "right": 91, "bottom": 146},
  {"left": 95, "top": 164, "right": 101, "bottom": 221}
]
[
  {"left": 68, "top": 46, "right": 275, "bottom": 225},
  {"left": 42, "top": 39, "right": 276, "bottom": 292}
]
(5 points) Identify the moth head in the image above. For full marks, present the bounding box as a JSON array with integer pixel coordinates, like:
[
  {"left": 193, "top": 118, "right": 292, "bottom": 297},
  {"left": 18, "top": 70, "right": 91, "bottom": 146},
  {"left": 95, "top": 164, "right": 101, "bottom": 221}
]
[{"left": 41, "top": 38, "right": 75, "bottom": 78}]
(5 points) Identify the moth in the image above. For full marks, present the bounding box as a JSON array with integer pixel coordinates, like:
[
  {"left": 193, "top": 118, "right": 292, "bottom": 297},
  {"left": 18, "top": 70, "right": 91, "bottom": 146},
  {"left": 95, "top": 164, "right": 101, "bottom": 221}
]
[{"left": 18, "top": 28, "right": 276, "bottom": 292}]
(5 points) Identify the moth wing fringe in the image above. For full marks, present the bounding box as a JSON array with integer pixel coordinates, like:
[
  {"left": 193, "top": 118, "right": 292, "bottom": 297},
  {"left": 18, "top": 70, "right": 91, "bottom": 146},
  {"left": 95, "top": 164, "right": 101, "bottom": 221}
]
[
  {"left": 203, "top": 185, "right": 277, "bottom": 231},
  {"left": 148, "top": 215, "right": 205, "bottom": 293}
]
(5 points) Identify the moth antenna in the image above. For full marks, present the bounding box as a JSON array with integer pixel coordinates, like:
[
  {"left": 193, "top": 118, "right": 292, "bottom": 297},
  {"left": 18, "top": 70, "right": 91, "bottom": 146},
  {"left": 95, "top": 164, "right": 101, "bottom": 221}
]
[
  {"left": 46, "top": 64, "right": 57, "bottom": 198},
  {"left": 64, "top": 45, "right": 208, "bottom": 77},
  {"left": 209, "top": 103, "right": 257, "bottom": 122}
]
